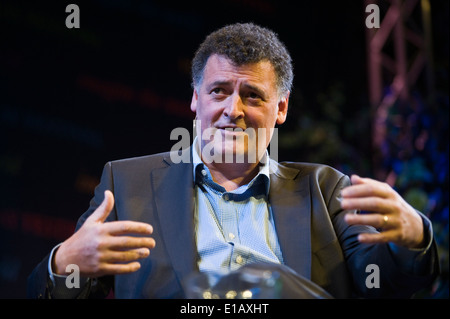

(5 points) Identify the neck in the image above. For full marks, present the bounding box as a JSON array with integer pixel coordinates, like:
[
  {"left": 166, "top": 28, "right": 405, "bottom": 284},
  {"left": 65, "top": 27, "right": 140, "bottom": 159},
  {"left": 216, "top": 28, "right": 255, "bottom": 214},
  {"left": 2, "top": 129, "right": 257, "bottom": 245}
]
[{"left": 204, "top": 161, "right": 260, "bottom": 192}]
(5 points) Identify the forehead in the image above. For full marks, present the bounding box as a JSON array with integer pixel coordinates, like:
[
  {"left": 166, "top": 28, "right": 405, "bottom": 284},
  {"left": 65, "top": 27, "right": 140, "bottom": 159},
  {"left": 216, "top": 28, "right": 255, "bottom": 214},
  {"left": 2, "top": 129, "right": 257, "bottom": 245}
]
[{"left": 202, "top": 54, "right": 277, "bottom": 89}]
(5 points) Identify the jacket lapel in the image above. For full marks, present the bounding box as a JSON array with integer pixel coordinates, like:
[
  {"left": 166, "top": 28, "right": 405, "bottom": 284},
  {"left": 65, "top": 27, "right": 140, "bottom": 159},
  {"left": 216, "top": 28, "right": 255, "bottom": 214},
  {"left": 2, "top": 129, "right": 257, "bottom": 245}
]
[
  {"left": 151, "top": 154, "right": 197, "bottom": 285},
  {"left": 269, "top": 160, "right": 312, "bottom": 279}
]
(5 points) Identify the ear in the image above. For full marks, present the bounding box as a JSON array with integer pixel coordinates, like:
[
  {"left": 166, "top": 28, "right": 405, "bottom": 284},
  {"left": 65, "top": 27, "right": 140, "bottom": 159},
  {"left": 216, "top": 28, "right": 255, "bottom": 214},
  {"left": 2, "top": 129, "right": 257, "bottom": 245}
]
[
  {"left": 190, "top": 88, "right": 198, "bottom": 113},
  {"left": 276, "top": 91, "right": 290, "bottom": 125}
]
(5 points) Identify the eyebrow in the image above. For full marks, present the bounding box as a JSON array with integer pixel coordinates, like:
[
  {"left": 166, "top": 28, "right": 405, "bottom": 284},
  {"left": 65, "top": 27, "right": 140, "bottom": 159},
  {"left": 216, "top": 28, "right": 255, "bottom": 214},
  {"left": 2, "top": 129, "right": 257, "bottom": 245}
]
[
  {"left": 206, "top": 80, "right": 268, "bottom": 99},
  {"left": 242, "top": 83, "right": 267, "bottom": 99},
  {"left": 206, "top": 80, "right": 232, "bottom": 91}
]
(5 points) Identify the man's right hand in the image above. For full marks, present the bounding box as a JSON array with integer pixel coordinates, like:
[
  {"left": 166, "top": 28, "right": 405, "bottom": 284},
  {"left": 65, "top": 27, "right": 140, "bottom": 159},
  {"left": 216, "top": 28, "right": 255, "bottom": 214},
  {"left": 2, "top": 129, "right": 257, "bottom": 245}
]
[{"left": 52, "top": 190, "right": 156, "bottom": 277}]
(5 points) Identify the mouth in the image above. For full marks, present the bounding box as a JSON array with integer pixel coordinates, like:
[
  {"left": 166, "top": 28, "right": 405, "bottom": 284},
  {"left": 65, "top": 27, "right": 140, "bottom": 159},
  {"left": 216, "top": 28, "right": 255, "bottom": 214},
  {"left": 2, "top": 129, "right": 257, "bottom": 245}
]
[{"left": 216, "top": 125, "right": 246, "bottom": 131}]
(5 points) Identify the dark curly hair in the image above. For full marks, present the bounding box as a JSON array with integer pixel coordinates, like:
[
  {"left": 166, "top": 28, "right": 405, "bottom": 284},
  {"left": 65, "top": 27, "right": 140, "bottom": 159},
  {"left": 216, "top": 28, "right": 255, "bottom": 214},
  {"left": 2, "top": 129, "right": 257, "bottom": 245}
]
[{"left": 191, "top": 23, "right": 293, "bottom": 96}]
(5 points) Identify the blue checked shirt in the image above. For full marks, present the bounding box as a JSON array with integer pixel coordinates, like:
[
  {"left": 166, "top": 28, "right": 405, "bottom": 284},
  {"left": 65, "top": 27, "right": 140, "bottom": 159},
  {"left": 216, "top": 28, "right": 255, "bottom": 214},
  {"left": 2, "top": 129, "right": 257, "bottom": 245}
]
[{"left": 192, "top": 140, "right": 284, "bottom": 274}]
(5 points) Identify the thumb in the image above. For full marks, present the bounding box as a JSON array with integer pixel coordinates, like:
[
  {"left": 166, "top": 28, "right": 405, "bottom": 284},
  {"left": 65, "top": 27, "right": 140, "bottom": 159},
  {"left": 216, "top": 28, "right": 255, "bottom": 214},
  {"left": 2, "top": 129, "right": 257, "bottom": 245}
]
[{"left": 87, "top": 190, "right": 115, "bottom": 224}]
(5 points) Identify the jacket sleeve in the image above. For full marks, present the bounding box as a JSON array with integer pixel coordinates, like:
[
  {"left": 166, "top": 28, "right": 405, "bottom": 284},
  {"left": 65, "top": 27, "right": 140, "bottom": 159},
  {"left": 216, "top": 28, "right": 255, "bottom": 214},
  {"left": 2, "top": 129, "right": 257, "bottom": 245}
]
[
  {"left": 26, "top": 253, "right": 52, "bottom": 299},
  {"left": 330, "top": 175, "right": 439, "bottom": 298}
]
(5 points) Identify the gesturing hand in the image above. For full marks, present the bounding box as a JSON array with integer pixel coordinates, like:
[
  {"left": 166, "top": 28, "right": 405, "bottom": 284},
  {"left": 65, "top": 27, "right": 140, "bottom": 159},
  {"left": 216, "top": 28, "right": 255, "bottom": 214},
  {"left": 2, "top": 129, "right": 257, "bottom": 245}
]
[
  {"left": 342, "top": 175, "right": 425, "bottom": 249},
  {"left": 53, "top": 190, "right": 156, "bottom": 277}
]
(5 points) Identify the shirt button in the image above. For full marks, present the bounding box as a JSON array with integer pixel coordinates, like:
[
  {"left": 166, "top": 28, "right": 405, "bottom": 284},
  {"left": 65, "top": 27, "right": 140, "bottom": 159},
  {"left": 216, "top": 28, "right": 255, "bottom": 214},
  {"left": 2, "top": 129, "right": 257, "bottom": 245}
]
[
  {"left": 236, "top": 255, "right": 244, "bottom": 264},
  {"left": 228, "top": 232, "right": 235, "bottom": 240}
]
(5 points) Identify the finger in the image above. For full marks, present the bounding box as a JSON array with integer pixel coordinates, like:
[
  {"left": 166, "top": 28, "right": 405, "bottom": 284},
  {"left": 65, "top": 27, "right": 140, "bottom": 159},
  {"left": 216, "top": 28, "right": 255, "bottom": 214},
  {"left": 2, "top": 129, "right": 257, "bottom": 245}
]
[
  {"left": 87, "top": 190, "right": 115, "bottom": 224},
  {"left": 106, "top": 236, "right": 156, "bottom": 250},
  {"left": 101, "top": 248, "right": 151, "bottom": 263},
  {"left": 341, "top": 197, "right": 394, "bottom": 214},
  {"left": 104, "top": 220, "right": 154, "bottom": 236},
  {"left": 350, "top": 174, "right": 364, "bottom": 185},
  {"left": 342, "top": 176, "right": 391, "bottom": 199},
  {"left": 342, "top": 184, "right": 389, "bottom": 199},
  {"left": 350, "top": 174, "right": 383, "bottom": 186},
  {"left": 345, "top": 213, "right": 394, "bottom": 229},
  {"left": 86, "top": 261, "right": 142, "bottom": 277}
]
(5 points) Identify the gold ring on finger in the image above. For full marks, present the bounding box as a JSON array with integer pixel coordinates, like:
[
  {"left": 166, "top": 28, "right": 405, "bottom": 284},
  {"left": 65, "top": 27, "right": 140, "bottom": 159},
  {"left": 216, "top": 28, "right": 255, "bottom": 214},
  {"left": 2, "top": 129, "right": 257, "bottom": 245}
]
[{"left": 383, "top": 215, "right": 389, "bottom": 227}]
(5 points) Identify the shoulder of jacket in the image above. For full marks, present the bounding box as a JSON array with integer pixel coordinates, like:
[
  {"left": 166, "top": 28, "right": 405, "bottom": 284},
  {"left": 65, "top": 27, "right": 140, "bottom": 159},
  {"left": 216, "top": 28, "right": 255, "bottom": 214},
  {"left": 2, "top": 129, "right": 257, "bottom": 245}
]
[
  {"left": 105, "top": 151, "right": 172, "bottom": 169},
  {"left": 275, "top": 160, "right": 345, "bottom": 179}
]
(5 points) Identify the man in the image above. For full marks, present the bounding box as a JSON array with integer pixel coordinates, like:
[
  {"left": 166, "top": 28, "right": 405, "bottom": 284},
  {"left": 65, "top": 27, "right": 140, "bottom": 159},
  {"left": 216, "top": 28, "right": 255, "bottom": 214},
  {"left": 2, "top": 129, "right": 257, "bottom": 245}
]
[{"left": 27, "top": 23, "right": 438, "bottom": 299}]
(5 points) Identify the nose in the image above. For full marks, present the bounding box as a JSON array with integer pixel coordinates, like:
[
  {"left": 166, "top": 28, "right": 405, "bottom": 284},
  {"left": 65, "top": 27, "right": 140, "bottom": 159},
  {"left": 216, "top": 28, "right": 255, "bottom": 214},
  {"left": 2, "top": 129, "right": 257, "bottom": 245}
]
[{"left": 223, "top": 93, "right": 244, "bottom": 120}]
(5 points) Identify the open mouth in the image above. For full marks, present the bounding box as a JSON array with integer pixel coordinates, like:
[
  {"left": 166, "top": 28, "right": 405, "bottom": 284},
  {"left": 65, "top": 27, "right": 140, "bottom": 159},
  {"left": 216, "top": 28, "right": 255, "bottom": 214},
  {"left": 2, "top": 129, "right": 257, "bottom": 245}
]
[
  {"left": 218, "top": 128, "right": 248, "bottom": 139},
  {"left": 216, "top": 124, "right": 247, "bottom": 134}
]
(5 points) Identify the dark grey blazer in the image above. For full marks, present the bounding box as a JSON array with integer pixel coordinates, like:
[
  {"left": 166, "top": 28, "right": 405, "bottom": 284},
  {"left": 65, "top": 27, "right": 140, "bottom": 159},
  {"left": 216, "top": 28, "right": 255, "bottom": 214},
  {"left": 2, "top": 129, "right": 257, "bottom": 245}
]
[{"left": 27, "top": 151, "right": 439, "bottom": 298}]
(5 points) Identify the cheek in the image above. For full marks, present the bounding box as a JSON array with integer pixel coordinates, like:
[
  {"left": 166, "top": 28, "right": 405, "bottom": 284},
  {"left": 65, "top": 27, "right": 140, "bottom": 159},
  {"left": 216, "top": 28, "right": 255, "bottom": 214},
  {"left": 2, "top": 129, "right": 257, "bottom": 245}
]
[
  {"left": 197, "top": 104, "right": 223, "bottom": 126},
  {"left": 248, "top": 108, "right": 277, "bottom": 129},
  {"left": 248, "top": 110, "right": 277, "bottom": 142},
  {"left": 197, "top": 113, "right": 215, "bottom": 129}
]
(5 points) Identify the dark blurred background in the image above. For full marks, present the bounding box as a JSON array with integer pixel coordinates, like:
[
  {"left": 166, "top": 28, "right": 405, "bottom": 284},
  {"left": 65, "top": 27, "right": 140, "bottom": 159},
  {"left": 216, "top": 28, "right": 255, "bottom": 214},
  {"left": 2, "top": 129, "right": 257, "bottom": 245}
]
[{"left": 0, "top": 0, "right": 448, "bottom": 298}]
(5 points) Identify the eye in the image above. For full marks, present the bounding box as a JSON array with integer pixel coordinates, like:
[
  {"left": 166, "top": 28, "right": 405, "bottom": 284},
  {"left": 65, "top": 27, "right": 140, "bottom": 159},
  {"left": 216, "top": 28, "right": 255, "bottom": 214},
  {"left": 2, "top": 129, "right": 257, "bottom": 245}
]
[
  {"left": 211, "top": 88, "right": 223, "bottom": 94},
  {"left": 210, "top": 87, "right": 228, "bottom": 100},
  {"left": 248, "top": 92, "right": 261, "bottom": 100},
  {"left": 245, "top": 91, "right": 264, "bottom": 104}
]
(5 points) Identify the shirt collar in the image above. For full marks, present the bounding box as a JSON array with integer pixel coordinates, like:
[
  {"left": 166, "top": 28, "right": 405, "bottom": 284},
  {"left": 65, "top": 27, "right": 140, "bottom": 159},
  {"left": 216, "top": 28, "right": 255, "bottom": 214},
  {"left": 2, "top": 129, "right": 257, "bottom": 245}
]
[{"left": 192, "top": 137, "right": 270, "bottom": 196}]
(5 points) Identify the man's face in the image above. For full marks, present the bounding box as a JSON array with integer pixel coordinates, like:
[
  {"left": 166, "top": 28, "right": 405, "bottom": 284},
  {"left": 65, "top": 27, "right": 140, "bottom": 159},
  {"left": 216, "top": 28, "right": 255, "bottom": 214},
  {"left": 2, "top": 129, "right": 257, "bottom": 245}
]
[{"left": 191, "top": 54, "right": 289, "bottom": 164}]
